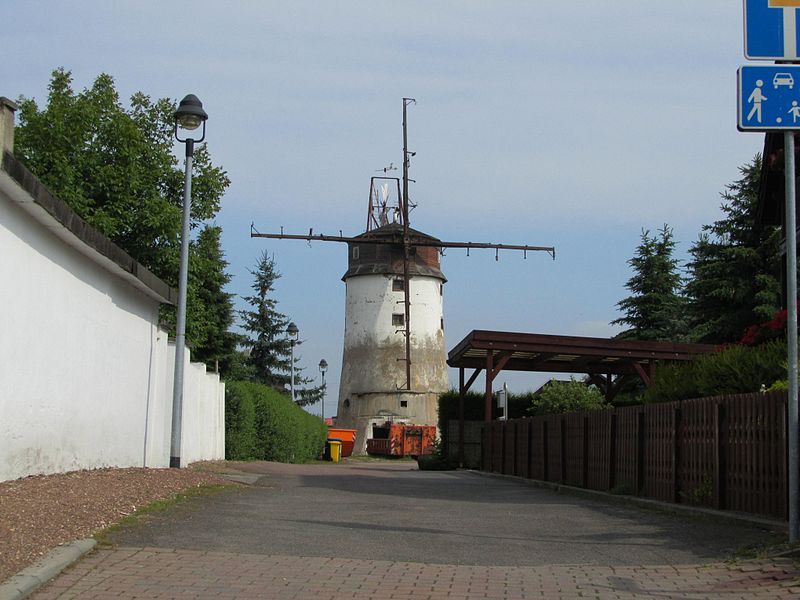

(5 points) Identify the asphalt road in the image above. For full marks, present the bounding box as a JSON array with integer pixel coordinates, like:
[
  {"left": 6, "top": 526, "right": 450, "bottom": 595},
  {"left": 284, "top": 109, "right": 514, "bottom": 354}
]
[{"left": 108, "top": 461, "right": 780, "bottom": 567}]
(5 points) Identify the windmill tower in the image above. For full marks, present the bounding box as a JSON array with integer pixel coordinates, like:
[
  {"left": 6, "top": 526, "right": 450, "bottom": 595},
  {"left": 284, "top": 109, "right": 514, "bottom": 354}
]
[
  {"left": 251, "top": 98, "right": 555, "bottom": 454},
  {"left": 335, "top": 185, "right": 448, "bottom": 453}
]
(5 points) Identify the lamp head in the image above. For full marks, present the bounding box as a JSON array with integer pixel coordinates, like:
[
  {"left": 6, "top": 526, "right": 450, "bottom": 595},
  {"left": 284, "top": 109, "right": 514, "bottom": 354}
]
[
  {"left": 174, "top": 94, "right": 208, "bottom": 131},
  {"left": 319, "top": 359, "right": 328, "bottom": 373},
  {"left": 286, "top": 322, "right": 299, "bottom": 338}
]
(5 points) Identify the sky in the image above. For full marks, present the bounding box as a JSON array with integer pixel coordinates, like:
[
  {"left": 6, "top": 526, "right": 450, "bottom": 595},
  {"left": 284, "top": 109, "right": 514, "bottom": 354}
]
[{"left": 1, "top": 1, "right": 766, "bottom": 418}]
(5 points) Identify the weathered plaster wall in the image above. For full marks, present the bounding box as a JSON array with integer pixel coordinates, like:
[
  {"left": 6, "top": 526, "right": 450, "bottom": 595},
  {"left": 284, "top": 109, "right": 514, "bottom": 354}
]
[
  {"left": 336, "top": 274, "right": 448, "bottom": 453},
  {"left": 0, "top": 171, "right": 224, "bottom": 482}
]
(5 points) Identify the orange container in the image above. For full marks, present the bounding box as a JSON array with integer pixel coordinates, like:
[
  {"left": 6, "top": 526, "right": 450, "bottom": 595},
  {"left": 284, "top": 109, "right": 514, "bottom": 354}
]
[
  {"left": 327, "top": 427, "right": 357, "bottom": 457},
  {"left": 366, "top": 423, "right": 437, "bottom": 457}
]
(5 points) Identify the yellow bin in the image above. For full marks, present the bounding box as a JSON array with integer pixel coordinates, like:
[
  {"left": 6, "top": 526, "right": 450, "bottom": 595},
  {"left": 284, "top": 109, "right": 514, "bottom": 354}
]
[{"left": 329, "top": 440, "right": 343, "bottom": 463}]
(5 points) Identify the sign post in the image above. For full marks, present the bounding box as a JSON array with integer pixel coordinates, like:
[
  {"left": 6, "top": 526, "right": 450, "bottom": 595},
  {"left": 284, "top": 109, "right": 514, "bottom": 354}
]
[
  {"left": 743, "top": 0, "right": 799, "bottom": 542},
  {"left": 785, "top": 130, "right": 798, "bottom": 544}
]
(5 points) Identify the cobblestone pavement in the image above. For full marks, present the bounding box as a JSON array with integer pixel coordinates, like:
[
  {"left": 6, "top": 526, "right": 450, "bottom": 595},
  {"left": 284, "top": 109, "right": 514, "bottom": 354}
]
[
  {"left": 26, "top": 462, "right": 800, "bottom": 598},
  {"left": 31, "top": 547, "right": 800, "bottom": 599}
]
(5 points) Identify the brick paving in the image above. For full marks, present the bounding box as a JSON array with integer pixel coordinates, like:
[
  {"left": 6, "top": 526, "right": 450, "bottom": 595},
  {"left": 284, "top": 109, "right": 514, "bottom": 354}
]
[
  {"left": 31, "top": 547, "right": 800, "bottom": 599},
  {"left": 22, "top": 462, "right": 800, "bottom": 598}
]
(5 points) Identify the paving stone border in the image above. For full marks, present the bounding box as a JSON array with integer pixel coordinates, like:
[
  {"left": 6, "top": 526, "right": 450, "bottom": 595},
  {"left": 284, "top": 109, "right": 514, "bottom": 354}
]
[{"left": 0, "top": 539, "right": 95, "bottom": 600}]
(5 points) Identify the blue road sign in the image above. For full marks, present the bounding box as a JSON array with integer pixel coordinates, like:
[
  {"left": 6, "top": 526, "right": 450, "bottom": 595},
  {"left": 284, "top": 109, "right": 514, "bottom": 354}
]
[
  {"left": 738, "top": 65, "right": 800, "bottom": 130},
  {"left": 744, "top": 0, "right": 800, "bottom": 60}
]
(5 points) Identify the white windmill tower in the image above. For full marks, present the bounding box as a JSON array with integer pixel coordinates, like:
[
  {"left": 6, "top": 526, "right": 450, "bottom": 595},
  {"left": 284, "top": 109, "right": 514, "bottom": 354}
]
[{"left": 334, "top": 179, "right": 448, "bottom": 454}]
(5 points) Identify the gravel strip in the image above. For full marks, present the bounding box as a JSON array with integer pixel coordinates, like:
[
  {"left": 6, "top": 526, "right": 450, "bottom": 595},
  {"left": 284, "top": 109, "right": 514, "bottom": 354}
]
[{"left": 0, "top": 466, "right": 231, "bottom": 583}]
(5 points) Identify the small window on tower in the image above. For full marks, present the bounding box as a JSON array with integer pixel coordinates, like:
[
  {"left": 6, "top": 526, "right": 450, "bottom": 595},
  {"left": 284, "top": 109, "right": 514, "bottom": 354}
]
[
  {"left": 352, "top": 246, "right": 360, "bottom": 260},
  {"left": 392, "top": 278, "right": 404, "bottom": 292},
  {"left": 441, "top": 318, "right": 444, "bottom": 331},
  {"left": 400, "top": 400, "right": 408, "bottom": 408},
  {"left": 440, "top": 283, "right": 443, "bottom": 296},
  {"left": 392, "top": 313, "right": 405, "bottom": 327}
]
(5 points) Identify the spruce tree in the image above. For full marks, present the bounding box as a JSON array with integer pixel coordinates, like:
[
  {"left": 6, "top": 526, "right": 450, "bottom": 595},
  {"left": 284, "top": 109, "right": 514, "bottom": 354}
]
[
  {"left": 612, "top": 225, "right": 687, "bottom": 341},
  {"left": 240, "top": 252, "right": 323, "bottom": 406},
  {"left": 189, "top": 226, "right": 239, "bottom": 375},
  {"left": 684, "top": 156, "right": 782, "bottom": 343},
  {"left": 241, "top": 252, "right": 292, "bottom": 388}
]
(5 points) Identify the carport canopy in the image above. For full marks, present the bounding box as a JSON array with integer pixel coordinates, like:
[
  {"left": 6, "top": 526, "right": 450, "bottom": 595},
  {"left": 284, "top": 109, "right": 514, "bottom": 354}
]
[{"left": 447, "top": 330, "right": 715, "bottom": 442}]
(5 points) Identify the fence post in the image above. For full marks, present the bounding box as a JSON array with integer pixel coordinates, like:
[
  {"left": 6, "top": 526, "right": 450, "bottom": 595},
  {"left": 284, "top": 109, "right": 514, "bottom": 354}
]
[
  {"left": 582, "top": 415, "right": 589, "bottom": 488},
  {"left": 609, "top": 411, "right": 617, "bottom": 491},
  {"left": 542, "top": 420, "right": 549, "bottom": 481},
  {"left": 636, "top": 409, "right": 645, "bottom": 495},
  {"left": 527, "top": 419, "right": 534, "bottom": 479},
  {"left": 509, "top": 420, "right": 519, "bottom": 476},
  {"left": 560, "top": 416, "right": 567, "bottom": 484},
  {"left": 483, "top": 423, "right": 490, "bottom": 472},
  {"left": 673, "top": 405, "right": 682, "bottom": 504},
  {"left": 498, "top": 422, "right": 505, "bottom": 474},
  {"left": 714, "top": 402, "right": 726, "bottom": 510}
]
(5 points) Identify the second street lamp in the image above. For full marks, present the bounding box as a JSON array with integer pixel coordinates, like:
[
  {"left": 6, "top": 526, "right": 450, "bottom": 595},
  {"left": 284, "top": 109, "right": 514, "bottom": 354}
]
[
  {"left": 318, "top": 359, "right": 328, "bottom": 420},
  {"left": 169, "top": 94, "right": 208, "bottom": 469},
  {"left": 287, "top": 322, "right": 299, "bottom": 402}
]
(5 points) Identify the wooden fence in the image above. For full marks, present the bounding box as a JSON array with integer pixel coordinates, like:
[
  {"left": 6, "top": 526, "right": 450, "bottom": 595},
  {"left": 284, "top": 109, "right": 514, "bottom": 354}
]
[{"left": 480, "top": 391, "right": 788, "bottom": 520}]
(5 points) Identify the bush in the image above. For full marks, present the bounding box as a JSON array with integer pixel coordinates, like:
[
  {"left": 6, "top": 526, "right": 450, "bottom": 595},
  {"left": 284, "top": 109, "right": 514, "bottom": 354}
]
[
  {"left": 225, "top": 381, "right": 257, "bottom": 460},
  {"left": 225, "top": 380, "right": 327, "bottom": 462},
  {"left": 417, "top": 453, "right": 458, "bottom": 471},
  {"left": 644, "top": 338, "right": 788, "bottom": 403},
  {"left": 528, "top": 378, "right": 608, "bottom": 416}
]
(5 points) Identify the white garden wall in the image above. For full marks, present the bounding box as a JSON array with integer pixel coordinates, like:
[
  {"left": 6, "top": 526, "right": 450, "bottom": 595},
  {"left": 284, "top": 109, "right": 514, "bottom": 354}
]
[{"left": 0, "top": 140, "right": 224, "bottom": 482}]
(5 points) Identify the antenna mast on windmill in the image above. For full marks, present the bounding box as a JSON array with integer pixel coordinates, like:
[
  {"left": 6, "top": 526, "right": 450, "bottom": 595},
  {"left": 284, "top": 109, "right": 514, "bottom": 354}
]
[{"left": 251, "top": 98, "right": 555, "bottom": 453}]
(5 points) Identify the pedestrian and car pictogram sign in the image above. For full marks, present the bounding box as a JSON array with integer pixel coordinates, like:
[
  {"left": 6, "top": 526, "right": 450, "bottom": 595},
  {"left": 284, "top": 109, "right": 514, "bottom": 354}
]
[
  {"left": 744, "top": 0, "right": 800, "bottom": 60},
  {"left": 738, "top": 65, "right": 800, "bottom": 130}
]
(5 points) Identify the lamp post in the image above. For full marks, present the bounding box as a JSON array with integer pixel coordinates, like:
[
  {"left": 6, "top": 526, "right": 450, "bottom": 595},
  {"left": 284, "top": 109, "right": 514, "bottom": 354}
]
[
  {"left": 318, "top": 359, "right": 328, "bottom": 420},
  {"left": 169, "top": 94, "right": 208, "bottom": 469},
  {"left": 287, "top": 322, "right": 299, "bottom": 402}
]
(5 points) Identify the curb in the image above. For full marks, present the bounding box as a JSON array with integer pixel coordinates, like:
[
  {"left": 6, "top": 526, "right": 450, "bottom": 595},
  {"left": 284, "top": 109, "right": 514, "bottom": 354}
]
[
  {"left": 0, "top": 539, "right": 96, "bottom": 600},
  {"left": 467, "top": 470, "right": 788, "bottom": 534}
]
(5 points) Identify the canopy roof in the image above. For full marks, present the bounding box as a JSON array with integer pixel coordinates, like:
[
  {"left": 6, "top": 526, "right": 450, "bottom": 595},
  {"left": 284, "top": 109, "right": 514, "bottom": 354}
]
[{"left": 447, "top": 330, "right": 715, "bottom": 380}]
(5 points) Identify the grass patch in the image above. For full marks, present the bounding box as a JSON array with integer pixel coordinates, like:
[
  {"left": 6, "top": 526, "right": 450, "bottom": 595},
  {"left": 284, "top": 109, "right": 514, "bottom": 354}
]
[
  {"left": 732, "top": 538, "right": 797, "bottom": 561},
  {"left": 345, "top": 455, "right": 415, "bottom": 463},
  {"left": 94, "top": 484, "right": 235, "bottom": 547}
]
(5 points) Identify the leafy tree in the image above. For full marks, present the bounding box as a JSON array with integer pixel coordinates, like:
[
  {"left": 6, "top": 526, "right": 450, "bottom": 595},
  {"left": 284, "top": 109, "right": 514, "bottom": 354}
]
[
  {"left": 528, "top": 379, "right": 607, "bottom": 416},
  {"left": 14, "top": 68, "right": 233, "bottom": 357},
  {"left": 240, "top": 251, "right": 323, "bottom": 405},
  {"left": 684, "top": 156, "right": 782, "bottom": 343},
  {"left": 612, "top": 225, "right": 688, "bottom": 341}
]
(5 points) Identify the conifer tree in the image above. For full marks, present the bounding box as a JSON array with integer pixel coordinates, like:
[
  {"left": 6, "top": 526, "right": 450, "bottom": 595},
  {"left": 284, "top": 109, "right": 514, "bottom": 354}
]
[
  {"left": 189, "top": 225, "right": 239, "bottom": 375},
  {"left": 612, "top": 225, "right": 687, "bottom": 341},
  {"left": 240, "top": 252, "right": 323, "bottom": 405},
  {"left": 684, "top": 156, "right": 782, "bottom": 343}
]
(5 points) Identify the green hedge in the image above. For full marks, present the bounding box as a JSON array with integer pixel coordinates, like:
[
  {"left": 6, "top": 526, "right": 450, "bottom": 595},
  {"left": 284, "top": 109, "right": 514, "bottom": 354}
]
[
  {"left": 644, "top": 338, "right": 787, "bottom": 403},
  {"left": 225, "top": 380, "right": 327, "bottom": 462}
]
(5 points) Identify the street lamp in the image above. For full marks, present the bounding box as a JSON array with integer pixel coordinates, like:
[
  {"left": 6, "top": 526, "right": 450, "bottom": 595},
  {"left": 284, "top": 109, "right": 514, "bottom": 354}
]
[
  {"left": 287, "top": 322, "right": 299, "bottom": 402},
  {"left": 318, "top": 359, "right": 328, "bottom": 420},
  {"left": 169, "top": 94, "right": 208, "bottom": 469}
]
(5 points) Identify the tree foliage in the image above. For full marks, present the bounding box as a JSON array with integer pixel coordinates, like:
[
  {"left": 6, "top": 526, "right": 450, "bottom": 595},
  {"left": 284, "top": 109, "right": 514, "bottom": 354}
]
[
  {"left": 613, "top": 225, "right": 687, "bottom": 341},
  {"left": 528, "top": 379, "right": 608, "bottom": 416},
  {"left": 14, "top": 68, "right": 234, "bottom": 362},
  {"left": 684, "top": 156, "right": 782, "bottom": 344}
]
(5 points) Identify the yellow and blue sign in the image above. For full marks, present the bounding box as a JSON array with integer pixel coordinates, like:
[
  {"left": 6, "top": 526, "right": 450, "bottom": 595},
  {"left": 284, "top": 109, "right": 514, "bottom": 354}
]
[
  {"left": 738, "top": 65, "right": 800, "bottom": 130},
  {"left": 744, "top": 0, "right": 800, "bottom": 59}
]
